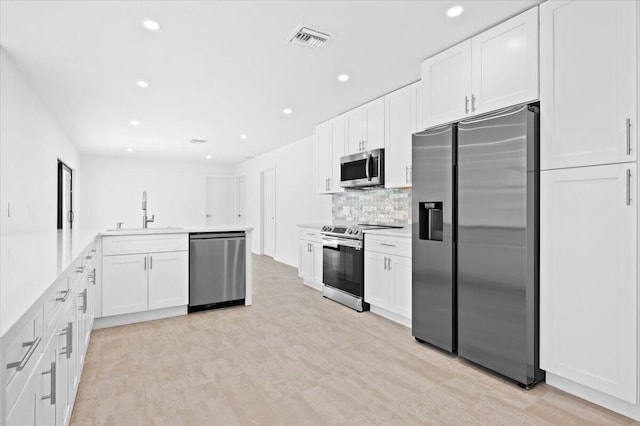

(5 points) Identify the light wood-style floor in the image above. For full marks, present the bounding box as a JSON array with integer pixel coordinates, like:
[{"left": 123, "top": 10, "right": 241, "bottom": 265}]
[{"left": 71, "top": 255, "right": 634, "bottom": 425}]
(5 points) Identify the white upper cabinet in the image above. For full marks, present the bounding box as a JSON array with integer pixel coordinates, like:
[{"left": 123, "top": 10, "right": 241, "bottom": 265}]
[
  {"left": 421, "top": 7, "right": 539, "bottom": 128},
  {"left": 385, "top": 85, "right": 413, "bottom": 188},
  {"left": 540, "top": 0, "right": 637, "bottom": 170},
  {"left": 410, "top": 80, "right": 426, "bottom": 134},
  {"left": 421, "top": 39, "right": 473, "bottom": 128},
  {"left": 472, "top": 7, "right": 539, "bottom": 115},
  {"left": 316, "top": 116, "right": 345, "bottom": 194},
  {"left": 540, "top": 163, "right": 637, "bottom": 403},
  {"left": 316, "top": 120, "right": 332, "bottom": 194},
  {"left": 331, "top": 115, "right": 345, "bottom": 192},
  {"left": 345, "top": 97, "right": 386, "bottom": 154}
]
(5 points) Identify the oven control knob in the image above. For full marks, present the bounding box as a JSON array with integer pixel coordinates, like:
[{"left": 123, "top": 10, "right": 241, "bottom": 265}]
[{"left": 354, "top": 230, "right": 359, "bottom": 235}]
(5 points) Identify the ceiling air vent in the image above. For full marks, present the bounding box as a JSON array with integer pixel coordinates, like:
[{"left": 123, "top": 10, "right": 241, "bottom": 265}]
[{"left": 288, "top": 25, "right": 331, "bottom": 50}]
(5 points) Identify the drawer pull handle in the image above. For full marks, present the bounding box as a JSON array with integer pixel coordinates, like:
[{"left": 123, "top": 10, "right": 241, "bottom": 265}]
[
  {"left": 55, "top": 289, "right": 71, "bottom": 302},
  {"left": 380, "top": 243, "right": 396, "bottom": 247},
  {"left": 306, "top": 233, "right": 315, "bottom": 236},
  {"left": 75, "top": 266, "right": 85, "bottom": 274},
  {"left": 60, "top": 322, "right": 73, "bottom": 359},
  {"left": 6, "top": 336, "right": 41, "bottom": 371},
  {"left": 41, "top": 361, "right": 56, "bottom": 405}
]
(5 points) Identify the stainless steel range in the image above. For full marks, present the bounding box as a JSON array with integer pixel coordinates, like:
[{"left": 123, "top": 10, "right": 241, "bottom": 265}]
[{"left": 321, "top": 223, "right": 401, "bottom": 312}]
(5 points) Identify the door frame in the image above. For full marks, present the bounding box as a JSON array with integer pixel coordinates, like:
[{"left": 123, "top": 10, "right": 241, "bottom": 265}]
[
  {"left": 57, "top": 159, "right": 73, "bottom": 229},
  {"left": 260, "top": 167, "right": 276, "bottom": 256}
]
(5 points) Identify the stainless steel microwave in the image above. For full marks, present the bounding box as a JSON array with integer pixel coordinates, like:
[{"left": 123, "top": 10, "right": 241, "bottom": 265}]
[{"left": 340, "top": 148, "right": 384, "bottom": 189}]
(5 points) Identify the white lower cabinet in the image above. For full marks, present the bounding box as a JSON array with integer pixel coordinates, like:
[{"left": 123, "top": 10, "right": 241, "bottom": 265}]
[
  {"left": 298, "top": 228, "right": 323, "bottom": 290},
  {"left": 102, "top": 254, "right": 148, "bottom": 316},
  {"left": 541, "top": 163, "right": 637, "bottom": 404},
  {"left": 364, "top": 234, "right": 412, "bottom": 324},
  {"left": 148, "top": 251, "right": 189, "bottom": 310},
  {"left": 6, "top": 372, "right": 39, "bottom": 426}
]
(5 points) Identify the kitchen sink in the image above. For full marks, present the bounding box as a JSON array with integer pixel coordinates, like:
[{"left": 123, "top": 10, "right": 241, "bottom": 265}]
[{"left": 106, "top": 226, "right": 184, "bottom": 232}]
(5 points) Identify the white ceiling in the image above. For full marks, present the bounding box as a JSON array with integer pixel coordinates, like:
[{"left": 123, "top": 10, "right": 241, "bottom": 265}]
[{"left": 0, "top": 0, "right": 541, "bottom": 164}]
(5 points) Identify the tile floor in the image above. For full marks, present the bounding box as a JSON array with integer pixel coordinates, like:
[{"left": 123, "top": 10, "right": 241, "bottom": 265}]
[{"left": 71, "top": 255, "right": 634, "bottom": 425}]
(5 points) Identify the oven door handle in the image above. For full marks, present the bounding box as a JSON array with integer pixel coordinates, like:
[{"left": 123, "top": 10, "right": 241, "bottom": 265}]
[
  {"left": 322, "top": 237, "right": 362, "bottom": 250},
  {"left": 365, "top": 154, "right": 371, "bottom": 181}
]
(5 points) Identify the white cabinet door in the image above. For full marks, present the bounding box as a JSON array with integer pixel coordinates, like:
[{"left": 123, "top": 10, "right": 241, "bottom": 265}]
[
  {"left": 6, "top": 371, "right": 39, "bottom": 426},
  {"left": 471, "top": 7, "right": 538, "bottom": 115},
  {"left": 310, "top": 242, "right": 323, "bottom": 284},
  {"left": 364, "top": 97, "right": 385, "bottom": 151},
  {"left": 102, "top": 254, "right": 148, "bottom": 316},
  {"left": 385, "top": 85, "right": 412, "bottom": 188},
  {"left": 540, "top": 163, "right": 637, "bottom": 403},
  {"left": 298, "top": 242, "right": 313, "bottom": 281},
  {"left": 364, "top": 251, "right": 389, "bottom": 309},
  {"left": 410, "top": 80, "right": 425, "bottom": 134},
  {"left": 330, "top": 115, "right": 345, "bottom": 192},
  {"left": 56, "top": 308, "right": 72, "bottom": 426},
  {"left": 421, "top": 39, "right": 472, "bottom": 128},
  {"left": 316, "top": 121, "right": 332, "bottom": 194},
  {"left": 540, "top": 0, "right": 637, "bottom": 170},
  {"left": 38, "top": 340, "right": 56, "bottom": 426},
  {"left": 345, "top": 106, "right": 365, "bottom": 155},
  {"left": 388, "top": 255, "right": 412, "bottom": 319},
  {"left": 148, "top": 251, "right": 188, "bottom": 310}
]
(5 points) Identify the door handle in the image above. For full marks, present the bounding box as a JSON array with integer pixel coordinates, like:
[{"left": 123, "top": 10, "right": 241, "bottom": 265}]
[
  {"left": 464, "top": 96, "right": 469, "bottom": 114},
  {"left": 60, "top": 322, "right": 72, "bottom": 359},
  {"left": 150, "top": 255, "right": 153, "bottom": 270},
  {"left": 144, "top": 256, "right": 147, "bottom": 270},
  {"left": 626, "top": 169, "right": 632, "bottom": 206},
  {"left": 6, "top": 337, "right": 41, "bottom": 371},
  {"left": 387, "top": 257, "right": 391, "bottom": 270},
  {"left": 383, "top": 256, "right": 387, "bottom": 271},
  {"left": 41, "top": 362, "right": 56, "bottom": 405},
  {"left": 471, "top": 94, "right": 476, "bottom": 112},
  {"left": 626, "top": 118, "right": 632, "bottom": 155}
]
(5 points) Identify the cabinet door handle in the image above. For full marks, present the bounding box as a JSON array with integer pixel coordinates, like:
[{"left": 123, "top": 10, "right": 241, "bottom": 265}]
[
  {"left": 56, "top": 289, "right": 71, "bottom": 302},
  {"left": 464, "top": 96, "right": 469, "bottom": 114},
  {"left": 150, "top": 255, "right": 153, "bottom": 270},
  {"left": 380, "top": 243, "right": 396, "bottom": 247},
  {"left": 387, "top": 257, "right": 392, "bottom": 270},
  {"left": 6, "top": 337, "right": 41, "bottom": 371},
  {"left": 41, "top": 361, "right": 56, "bottom": 405},
  {"left": 409, "top": 165, "right": 412, "bottom": 183},
  {"left": 144, "top": 256, "right": 147, "bottom": 270},
  {"left": 92, "top": 267, "right": 96, "bottom": 286},
  {"left": 471, "top": 94, "right": 476, "bottom": 112},
  {"left": 405, "top": 166, "right": 409, "bottom": 184},
  {"left": 383, "top": 256, "right": 388, "bottom": 271},
  {"left": 626, "top": 118, "right": 632, "bottom": 155},
  {"left": 626, "top": 168, "right": 632, "bottom": 206},
  {"left": 78, "top": 289, "right": 87, "bottom": 314},
  {"left": 60, "top": 322, "right": 73, "bottom": 359}
]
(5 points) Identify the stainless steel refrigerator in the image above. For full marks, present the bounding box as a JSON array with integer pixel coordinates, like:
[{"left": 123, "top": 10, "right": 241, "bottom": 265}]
[{"left": 412, "top": 103, "right": 544, "bottom": 386}]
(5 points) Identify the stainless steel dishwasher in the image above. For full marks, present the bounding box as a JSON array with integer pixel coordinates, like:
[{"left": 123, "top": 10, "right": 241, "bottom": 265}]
[{"left": 189, "top": 232, "right": 246, "bottom": 312}]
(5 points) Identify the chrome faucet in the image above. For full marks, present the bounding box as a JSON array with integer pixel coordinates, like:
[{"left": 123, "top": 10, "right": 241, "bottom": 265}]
[{"left": 142, "top": 191, "right": 155, "bottom": 228}]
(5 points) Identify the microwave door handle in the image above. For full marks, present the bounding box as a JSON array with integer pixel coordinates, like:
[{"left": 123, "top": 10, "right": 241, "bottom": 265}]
[{"left": 365, "top": 154, "right": 371, "bottom": 181}]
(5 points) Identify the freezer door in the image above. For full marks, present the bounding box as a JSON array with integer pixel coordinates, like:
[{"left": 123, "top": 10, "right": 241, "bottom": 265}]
[
  {"left": 412, "top": 124, "right": 456, "bottom": 352},
  {"left": 457, "top": 104, "right": 541, "bottom": 384},
  {"left": 189, "top": 235, "right": 246, "bottom": 307}
]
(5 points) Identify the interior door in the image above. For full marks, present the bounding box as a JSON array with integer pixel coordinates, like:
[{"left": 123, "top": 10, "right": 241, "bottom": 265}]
[
  {"left": 236, "top": 176, "right": 246, "bottom": 225},
  {"left": 206, "top": 176, "right": 234, "bottom": 225},
  {"left": 262, "top": 169, "right": 276, "bottom": 257},
  {"left": 58, "top": 160, "right": 73, "bottom": 229}
]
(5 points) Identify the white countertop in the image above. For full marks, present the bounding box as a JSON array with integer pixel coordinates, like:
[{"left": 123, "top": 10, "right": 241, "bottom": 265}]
[
  {"left": 0, "top": 225, "right": 253, "bottom": 336},
  {"left": 362, "top": 227, "right": 412, "bottom": 238}
]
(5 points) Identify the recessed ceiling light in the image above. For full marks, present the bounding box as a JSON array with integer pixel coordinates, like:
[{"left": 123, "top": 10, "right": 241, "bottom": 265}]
[
  {"left": 240, "top": 134, "right": 248, "bottom": 140},
  {"left": 143, "top": 20, "right": 160, "bottom": 31},
  {"left": 337, "top": 74, "right": 350, "bottom": 82},
  {"left": 130, "top": 120, "right": 140, "bottom": 126},
  {"left": 283, "top": 108, "right": 293, "bottom": 115},
  {"left": 446, "top": 5, "right": 464, "bottom": 17},
  {"left": 206, "top": 155, "right": 212, "bottom": 159},
  {"left": 126, "top": 148, "right": 133, "bottom": 152},
  {"left": 136, "top": 80, "right": 149, "bottom": 88}
]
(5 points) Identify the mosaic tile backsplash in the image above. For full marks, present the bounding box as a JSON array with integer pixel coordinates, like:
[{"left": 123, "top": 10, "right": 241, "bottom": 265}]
[{"left": 332, "top": 188, "right": 411, "bottom": 224}]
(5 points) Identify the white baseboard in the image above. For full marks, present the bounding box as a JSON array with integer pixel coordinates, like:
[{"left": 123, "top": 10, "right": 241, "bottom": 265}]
[
  {"left": 546, "top": 373, "right": 640, "bottom": 421},
  {"left": 302, "top": 279, "right": 323, "bottom": 291},
  {"left": 370, "top": 305, "right": 411, "bottom": 328},
  {"left": 93, "top": 306, "right": 187, "bottom": 329}
]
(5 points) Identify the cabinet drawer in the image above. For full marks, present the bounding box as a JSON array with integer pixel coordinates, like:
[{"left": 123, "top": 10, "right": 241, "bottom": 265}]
[
  {"left": 299, "top": 228, "right": 322, "bottom": 243},
  {"left": 103, "top": 233, "right": 188, "bottom": 256},
  {"left": 365, "top": 234, "right": 411, "bottom": 257},
  {"left": 43, "top": 276, "right": 72, "bottom": 340},
  {"left": 4, "top": 307, "right": 43, "bottom": 411}
]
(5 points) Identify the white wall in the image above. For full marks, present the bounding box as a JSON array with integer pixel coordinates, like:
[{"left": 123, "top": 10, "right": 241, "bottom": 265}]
[
  {"left": 0, "top": 49, "right": 80, "bottom": 235},
  {"left": 78, "top": 155, "right": 233, "bottom": 230},
  {"left": 234, "top": 135, "right": 332, "bottom": 267}
]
